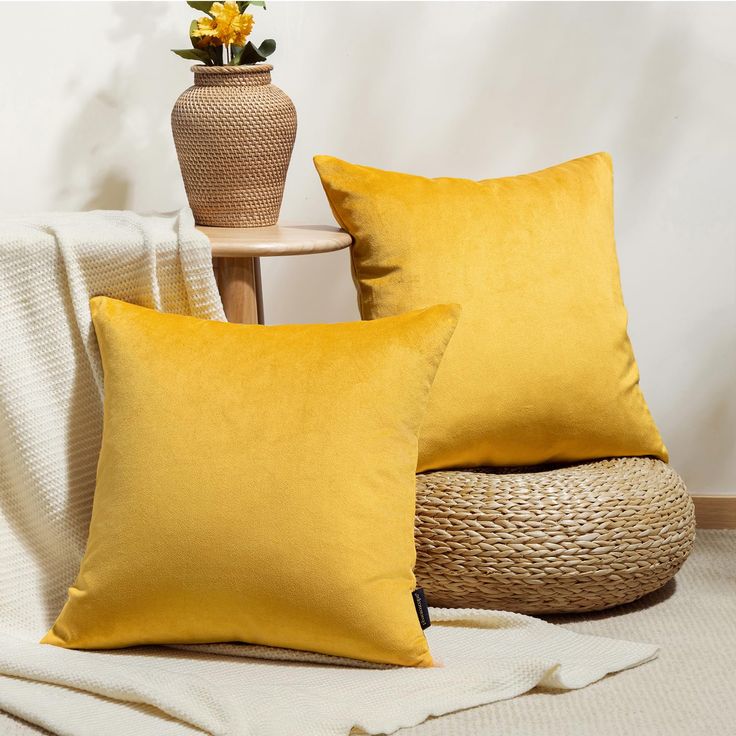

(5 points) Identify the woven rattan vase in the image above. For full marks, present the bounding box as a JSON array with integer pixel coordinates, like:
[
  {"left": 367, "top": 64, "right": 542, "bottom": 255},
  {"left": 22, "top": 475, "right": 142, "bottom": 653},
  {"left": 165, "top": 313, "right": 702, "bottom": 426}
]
[
  {"left": 171, "top": 64, "right": 297, "bottom": 227},
  {"left": 414, "top": 457, "right": 695, "bottom": 613}
]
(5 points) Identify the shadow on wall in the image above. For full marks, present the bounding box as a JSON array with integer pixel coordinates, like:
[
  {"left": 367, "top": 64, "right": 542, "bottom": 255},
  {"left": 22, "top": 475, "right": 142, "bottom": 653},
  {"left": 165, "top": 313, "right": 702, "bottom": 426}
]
[
  {"left": 84, "top": 171, "right": 131, "bottom": 211},
  {"left": 54, "top": 78, "right": 133, "bottom": 209},
  {"left": 53, "top": 3, "right": 188, "bottom": 211}
]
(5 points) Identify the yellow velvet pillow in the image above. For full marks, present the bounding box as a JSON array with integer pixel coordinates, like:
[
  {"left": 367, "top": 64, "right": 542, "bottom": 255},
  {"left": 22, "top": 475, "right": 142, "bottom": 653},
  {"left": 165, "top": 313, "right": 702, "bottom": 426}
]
[
  {"left": 42, "top": 297, "right": 459, "bottom": 667},
  {"left": 315, "top": 153, "right": 667, "bottom": 472}
]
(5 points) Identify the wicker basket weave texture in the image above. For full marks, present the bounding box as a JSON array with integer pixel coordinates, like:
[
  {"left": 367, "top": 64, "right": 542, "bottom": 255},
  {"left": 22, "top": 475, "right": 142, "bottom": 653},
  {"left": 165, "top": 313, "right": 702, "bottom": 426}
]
[
  {"left": 414, "top": 457, "right": 695, "bottom": 613},
  {"left": 171, "top": 64, "right": 297, "bottom": 227}
]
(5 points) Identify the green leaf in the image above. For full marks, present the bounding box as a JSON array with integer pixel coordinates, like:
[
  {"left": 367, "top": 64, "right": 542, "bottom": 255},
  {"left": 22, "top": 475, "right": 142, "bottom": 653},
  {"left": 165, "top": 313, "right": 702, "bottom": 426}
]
[
  {"left": 229, "top": 45, "right": 245, "bottom": 65},
  {"left": 208, "top": 44, "right": 224, "bottom": 66},
  {"left": 187, "top": 1, "right": 215, "bottom": 15},
  {"left": 257, "top": 38, "right": 276, "bottom": 57},
  {"left": 189, "top": 19, "right": 203, "bottom": 48},
  {"left": 233, "top": 39, "right": 275, "bottom": 65},
  {"left": 172, "top": 48, "right": 211, "bottom": 63},
  {"left": 236, "top": 40, "right": 267, "bottom": 64},
  {"left": 238, "top": 1, "right": 266, "bottom": 9}
]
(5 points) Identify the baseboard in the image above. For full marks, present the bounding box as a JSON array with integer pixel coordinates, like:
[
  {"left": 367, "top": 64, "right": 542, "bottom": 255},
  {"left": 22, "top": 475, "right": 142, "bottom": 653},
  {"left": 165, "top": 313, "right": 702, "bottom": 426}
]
[{"left": 692, "top": 494, "right": 736, "bottom": 529}]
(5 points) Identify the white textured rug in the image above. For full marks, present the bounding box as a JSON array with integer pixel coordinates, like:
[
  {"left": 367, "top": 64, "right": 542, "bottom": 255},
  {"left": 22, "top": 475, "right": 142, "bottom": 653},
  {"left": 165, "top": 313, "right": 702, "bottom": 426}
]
[{"left": 0, "top": 211, "right": 657, "bottom": 736}]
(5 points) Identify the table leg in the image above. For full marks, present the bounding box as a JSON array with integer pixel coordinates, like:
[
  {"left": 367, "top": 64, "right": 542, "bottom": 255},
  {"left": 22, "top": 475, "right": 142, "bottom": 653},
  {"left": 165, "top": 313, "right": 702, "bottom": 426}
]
[{"left": 212, "top": 256, "right": 263, "bottom": 324}]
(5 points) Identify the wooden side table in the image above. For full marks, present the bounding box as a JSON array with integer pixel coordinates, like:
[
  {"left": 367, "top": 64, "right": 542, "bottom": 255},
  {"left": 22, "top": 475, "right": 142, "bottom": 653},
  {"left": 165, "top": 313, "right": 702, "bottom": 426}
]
[{"left": 198, "top": 225, "right": 352, "bottom": 324}]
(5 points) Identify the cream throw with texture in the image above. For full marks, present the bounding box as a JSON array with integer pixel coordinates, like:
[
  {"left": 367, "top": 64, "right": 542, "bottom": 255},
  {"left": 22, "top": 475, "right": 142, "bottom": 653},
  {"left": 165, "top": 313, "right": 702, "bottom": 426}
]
[{"left": 0, "top": 211, "right": 657, "bottom": 736}]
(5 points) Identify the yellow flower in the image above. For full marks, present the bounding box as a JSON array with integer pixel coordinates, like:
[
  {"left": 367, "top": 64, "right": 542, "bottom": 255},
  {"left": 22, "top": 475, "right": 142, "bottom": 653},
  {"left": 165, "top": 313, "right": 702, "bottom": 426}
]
[
  {"left": 190, "top": 2, "right": 255, "bottom": 52},
  {"left": 210, "top": 1, "right": 254, "bottom": 46},
  {"left": 191, "top": 15, "right": 219, "bottom": 46},
  {"left": 232, "top": 12, "right": 254, "bottom": 47}
]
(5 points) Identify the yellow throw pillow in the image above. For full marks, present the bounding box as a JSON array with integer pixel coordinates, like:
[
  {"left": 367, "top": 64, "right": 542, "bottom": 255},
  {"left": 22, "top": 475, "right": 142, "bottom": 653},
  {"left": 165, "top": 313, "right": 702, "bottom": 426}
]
[
  {"left": 42, "top": 297, "right": 459, "bottom": 667},
  {"left": 314, "top": 153, "right": 667, "bottom": 472}
]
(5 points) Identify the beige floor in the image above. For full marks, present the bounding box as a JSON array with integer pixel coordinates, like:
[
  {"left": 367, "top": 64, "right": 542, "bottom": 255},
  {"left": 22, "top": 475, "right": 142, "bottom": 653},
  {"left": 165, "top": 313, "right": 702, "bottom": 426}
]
[{"left": 2, "top": 531, "right": 734, "bottom": 736}]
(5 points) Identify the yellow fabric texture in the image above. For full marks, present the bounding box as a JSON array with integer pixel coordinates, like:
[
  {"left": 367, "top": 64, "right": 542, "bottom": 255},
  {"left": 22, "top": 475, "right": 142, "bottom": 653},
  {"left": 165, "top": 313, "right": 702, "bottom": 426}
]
[
  {"left": 42, "top": 297, "right": 460, "bottom": 667},
  {"left": 314, "top": 153, "right": 668, "bottom": 472}
]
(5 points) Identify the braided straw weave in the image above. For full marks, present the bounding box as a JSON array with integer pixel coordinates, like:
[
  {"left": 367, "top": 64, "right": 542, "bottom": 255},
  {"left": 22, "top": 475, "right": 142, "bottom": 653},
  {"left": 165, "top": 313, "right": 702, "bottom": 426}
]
[
  {"left": 414, "top": 457, "right": 695, "bottom": 613},
  {"left": 171, "top": 64, "right": 297, "bottom": 227}
]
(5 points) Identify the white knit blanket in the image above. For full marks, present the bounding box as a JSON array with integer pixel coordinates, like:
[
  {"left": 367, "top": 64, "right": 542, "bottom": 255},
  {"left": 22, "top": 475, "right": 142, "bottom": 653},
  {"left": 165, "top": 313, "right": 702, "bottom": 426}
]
[{"left": 0, "top": 211, "right": 657, "bottom": 736}]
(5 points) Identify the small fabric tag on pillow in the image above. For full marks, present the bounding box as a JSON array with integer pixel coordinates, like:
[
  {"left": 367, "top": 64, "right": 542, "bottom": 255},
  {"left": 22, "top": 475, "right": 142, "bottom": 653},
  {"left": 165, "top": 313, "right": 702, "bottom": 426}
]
[{"left": 412, "top": 588, "right": 431, "bottom": 630}]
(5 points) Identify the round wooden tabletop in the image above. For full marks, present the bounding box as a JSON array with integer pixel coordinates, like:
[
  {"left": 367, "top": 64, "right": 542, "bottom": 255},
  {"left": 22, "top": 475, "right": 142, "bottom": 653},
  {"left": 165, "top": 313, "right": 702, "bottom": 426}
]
[{"left": 198, "top": 224, "right": 353, "bottom": 258}]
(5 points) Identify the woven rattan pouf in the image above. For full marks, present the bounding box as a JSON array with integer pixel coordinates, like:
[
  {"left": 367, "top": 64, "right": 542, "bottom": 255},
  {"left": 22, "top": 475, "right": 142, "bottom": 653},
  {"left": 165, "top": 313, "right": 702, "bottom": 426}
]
[{"left": 414, "top": 457, "right": 695, "bottom": 613}]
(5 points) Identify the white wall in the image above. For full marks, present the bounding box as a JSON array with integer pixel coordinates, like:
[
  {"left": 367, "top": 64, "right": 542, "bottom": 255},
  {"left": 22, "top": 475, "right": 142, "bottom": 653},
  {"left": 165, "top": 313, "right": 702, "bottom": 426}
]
[{"left": 1, "top": 1, "right": 734, "bottom": 494}]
